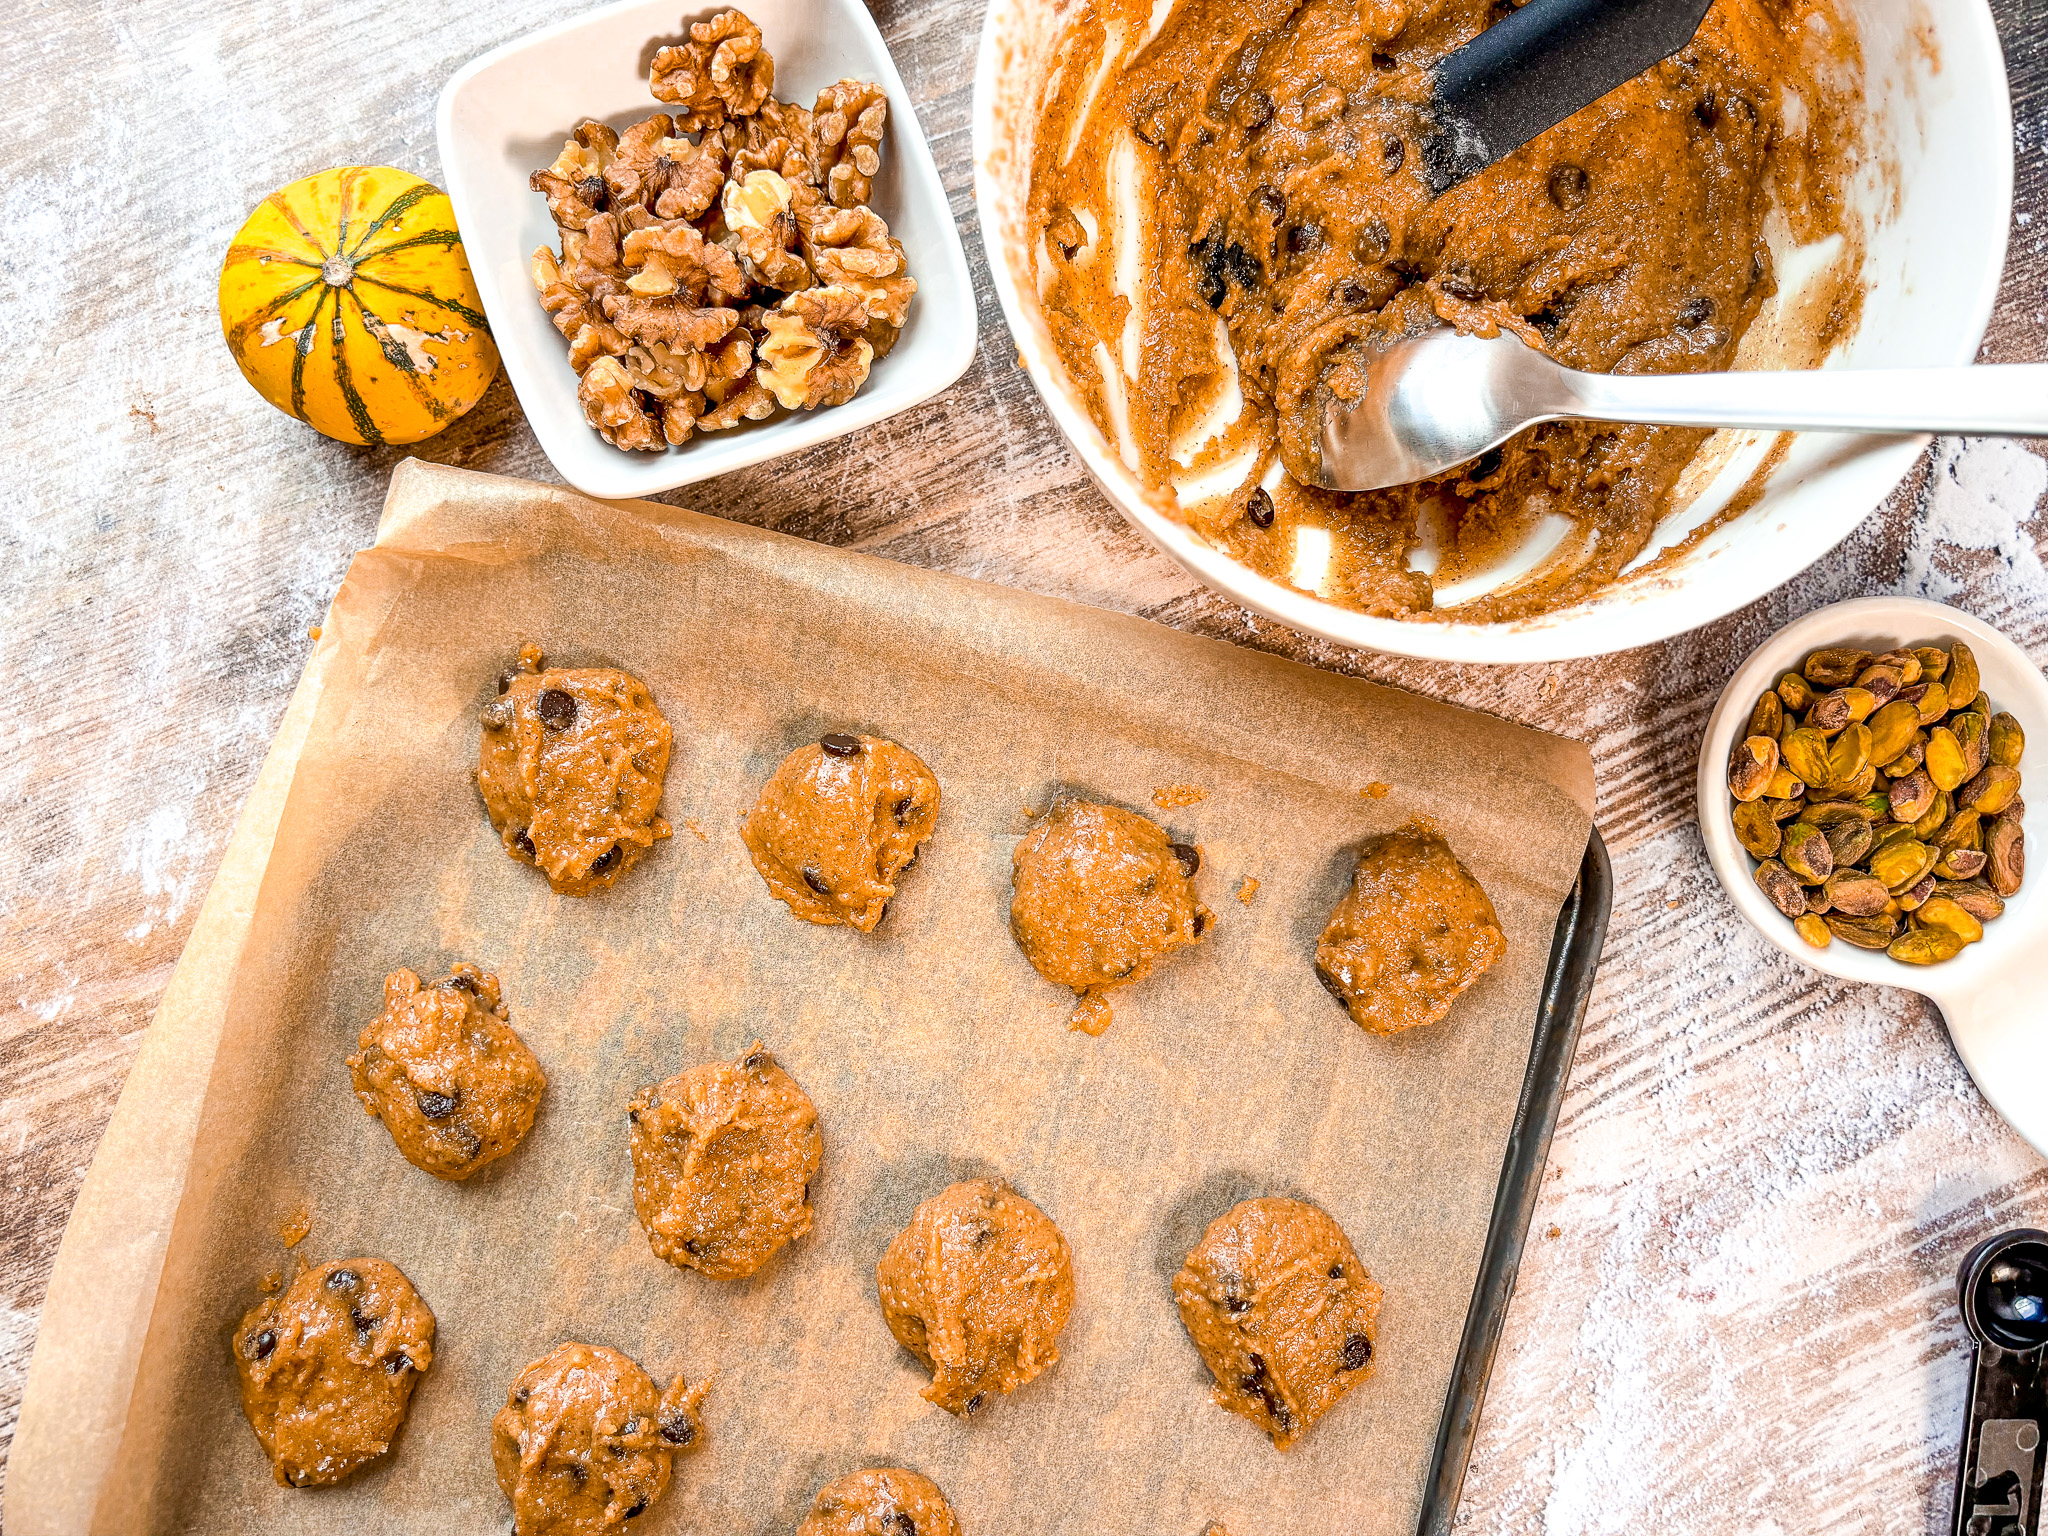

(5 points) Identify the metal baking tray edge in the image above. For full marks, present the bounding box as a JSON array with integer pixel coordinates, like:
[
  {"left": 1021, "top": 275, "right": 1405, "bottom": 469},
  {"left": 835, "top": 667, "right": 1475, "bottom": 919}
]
[{"left": 1418, "top": 827, "right": 1612, "bottom": 1535}]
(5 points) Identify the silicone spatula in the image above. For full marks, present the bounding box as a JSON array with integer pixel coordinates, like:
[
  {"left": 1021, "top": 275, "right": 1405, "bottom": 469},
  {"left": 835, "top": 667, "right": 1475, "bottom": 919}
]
[{"left": 1419, "top": 0, "right": 1718, "bottom": 194}]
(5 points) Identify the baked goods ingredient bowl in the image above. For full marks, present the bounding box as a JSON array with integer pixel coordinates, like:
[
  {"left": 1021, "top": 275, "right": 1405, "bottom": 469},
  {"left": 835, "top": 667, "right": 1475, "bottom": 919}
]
[
  {"left": 438, "top": 0, "right": 978, "bottom": 501},
  {"left": 971, "top": 0, "right": 2013, "bottom": 661},
  {"left": 1697, "top": 597, "right": 2046, "bottom": 1153}
]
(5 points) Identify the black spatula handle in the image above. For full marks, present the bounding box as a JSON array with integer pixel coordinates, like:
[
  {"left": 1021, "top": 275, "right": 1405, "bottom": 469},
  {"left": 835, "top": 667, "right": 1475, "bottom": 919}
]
[{"left": 1420, "top": 0, "right": 1717, "bottom": 193}]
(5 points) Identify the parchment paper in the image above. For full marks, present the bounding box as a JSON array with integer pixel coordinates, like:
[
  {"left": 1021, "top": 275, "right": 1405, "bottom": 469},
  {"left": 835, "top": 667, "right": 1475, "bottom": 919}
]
[{"left": 8, "top": 459, "right": 1594, "bottom": 1536}]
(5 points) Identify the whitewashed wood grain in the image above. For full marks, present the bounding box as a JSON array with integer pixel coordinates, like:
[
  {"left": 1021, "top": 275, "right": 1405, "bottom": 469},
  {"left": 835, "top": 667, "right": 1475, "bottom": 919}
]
[{"left": 1, "top": 0, "right": 2044, "bottom": 1528}]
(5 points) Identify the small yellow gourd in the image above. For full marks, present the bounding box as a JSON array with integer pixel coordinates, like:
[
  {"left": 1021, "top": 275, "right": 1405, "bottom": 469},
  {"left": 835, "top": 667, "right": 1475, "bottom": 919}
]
[{"left": 220, "top": 166, "right": 499, "bottom": 445}]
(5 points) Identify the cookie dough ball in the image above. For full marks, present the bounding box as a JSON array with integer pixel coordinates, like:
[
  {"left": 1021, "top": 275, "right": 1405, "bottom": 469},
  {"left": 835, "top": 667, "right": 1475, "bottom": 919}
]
[
  {"left": 1314, "top": 825, "right": 1505, "bottom": 1034},
  {"left": 477, "top": 643, "right": 673, "bottom": 896},
  {"left": 348, "top": 962, "right": 548, "bottom": 1180},
  {"left": 492, "top": 1341, "right": 708, "bottom": 1536},
  {"left": 232, "top": 1257, "right": 435, "bottom": 1487},
  {"left": 1173, "top": 1197, "right": 1381, "bottom": 1449},
  {"left": 876, "top": 1177, "right": 1075, "bottom": 1416},
  {"left": 799, "top": 1468, "right": 963, "bottom": 1536},
  {"left": 1010, "top": 796, "right": 1212, "bottom": 1034},
  {"left": 741, "top": 732, "right": 941, "bottom": 930},
  {"left": 628, "top": 1041, "right": 822, "bottom": 1280}
]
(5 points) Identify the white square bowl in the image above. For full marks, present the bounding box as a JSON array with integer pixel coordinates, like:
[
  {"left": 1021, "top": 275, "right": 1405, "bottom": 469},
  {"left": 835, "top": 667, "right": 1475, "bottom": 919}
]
[{"left": 437, "top": 0, "right": 978, "bottom": 500}]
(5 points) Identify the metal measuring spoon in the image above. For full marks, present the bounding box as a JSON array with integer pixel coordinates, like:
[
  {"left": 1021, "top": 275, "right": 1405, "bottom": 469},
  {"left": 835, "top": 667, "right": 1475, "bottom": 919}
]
[
  {"left": 1310, "top": 329, "right": 2048, "bottom": 492},
  {"left": 1954, "top": 1231, "right": 2048, "bottom": 1536}
]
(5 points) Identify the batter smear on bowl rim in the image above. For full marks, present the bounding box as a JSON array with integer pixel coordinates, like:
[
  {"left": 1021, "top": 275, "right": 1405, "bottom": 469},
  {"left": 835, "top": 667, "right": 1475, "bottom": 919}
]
[{"left": 1027, "top": 0, "right": 1866, "bottom": 620}]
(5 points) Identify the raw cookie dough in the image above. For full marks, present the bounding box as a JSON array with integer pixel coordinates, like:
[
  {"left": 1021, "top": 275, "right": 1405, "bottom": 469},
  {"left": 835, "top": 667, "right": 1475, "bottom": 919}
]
[
  {"left": 1173, "top": 1197, "right": 1382, "bottom": 1449},
  {"left": 348, "top": 962, "right": 548, "bottom": 1179},
  {"left": 628, "top": 1040, "right": 823, "bottom": 1279},
  {"left": 477, "top": 643, "right": 673, "bottom": 896},
  {"left": 799, "top": 1467, "right": 963, "bottom": 1536},
  {"left": 1010, "top": 796, "right": 1212, "bottom": 1034},
  {"left": 493, "top": 1341, "right": 708, "bottom": 1536},
  {"left": 1028, "top": 0, "right": 1862, "bottom": 621},
  {"left": 876, "top": 1177, "right": 1075, "bottom": 1416},
  {"left": 232, "top": 1257, "right": 436, "bottom": 1487},
  {"left": 1314, "top": 825, "right": 1505, "bottom": 1033},
  {"left": 741, "top": 732, "right": 941, "bottom": 930}
]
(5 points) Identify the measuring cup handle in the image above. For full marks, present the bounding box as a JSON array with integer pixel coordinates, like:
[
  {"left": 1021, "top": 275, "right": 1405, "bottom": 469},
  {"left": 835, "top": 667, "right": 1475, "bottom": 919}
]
[{"left": 1935, "top": 950, "right": 2048, "bottom": 1159}]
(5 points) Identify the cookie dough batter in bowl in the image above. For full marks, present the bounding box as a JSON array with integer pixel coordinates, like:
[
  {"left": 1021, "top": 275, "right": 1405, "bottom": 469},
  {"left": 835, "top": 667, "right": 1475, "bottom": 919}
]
[{"left": 973, "top": 0, "right": 2012, "bottom": 660}]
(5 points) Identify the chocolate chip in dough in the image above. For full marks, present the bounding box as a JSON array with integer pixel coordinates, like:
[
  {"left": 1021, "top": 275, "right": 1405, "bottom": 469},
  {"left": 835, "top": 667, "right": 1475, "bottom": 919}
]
[
  {"left": 415, "top": 1089, "right": 458, "bottom": 1120},
  {"left": 1381, "top": 135, "right": 1404, "bottom": 171},
  {"left": 1171, "top": 843, "right": 1202, "bottom": 877},
  {"left": 326, "top": 1268, "right": 359, "bottom": 1291},
  {"left": 1285, "top": 222, "right": 1324, "bottom": 255},
  {"left": 249, "top": 1328, "right": 277, "bottom": 1360},
  {"left": 802, "top": 866, "right": 829, "bottom": 895},
  {"left": 1547, "top": 162, "right": 1589, "bottom": 209},
  {"left": 1342, "top": 1333, "right": 1373, "bottom": 1370},
  {"left": 821, "top": 733, "right": 862, "bottom": 757},
  {"left": 590, "top": 843, "right": 622, "bottom": 878},
  {"left": 1246, "top": 487, "right": 1275, "bottom": 528},
  {"left": 515, "top": 829, "right": 536, "bottom": 858},
  {"left": 1677, "top": 295, "right": 1714, "bottom": 329},
  {"left": 660, "top": 1413, "right": 696, "bottom": 1445},
  {"left": 536, "top": 689, "right": 577, "bottom": 731}
]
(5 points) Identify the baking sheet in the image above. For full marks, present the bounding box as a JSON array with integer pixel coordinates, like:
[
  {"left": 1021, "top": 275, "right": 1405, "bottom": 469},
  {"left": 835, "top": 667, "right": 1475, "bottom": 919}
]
[{"left": 7, "top": 459, "right": 1594, "bottom": 1536}]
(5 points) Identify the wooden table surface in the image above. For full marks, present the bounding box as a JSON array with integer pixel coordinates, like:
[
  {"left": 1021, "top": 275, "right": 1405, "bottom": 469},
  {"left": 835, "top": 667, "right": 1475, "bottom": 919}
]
[{"left": 3, "top": 0, "right": 2044, "bottom": 1526}]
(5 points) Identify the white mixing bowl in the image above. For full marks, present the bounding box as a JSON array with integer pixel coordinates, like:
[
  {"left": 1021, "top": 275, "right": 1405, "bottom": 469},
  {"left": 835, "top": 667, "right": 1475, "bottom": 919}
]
[{"left": 972, "top": 0, "right": 2014, "bottom": 661}]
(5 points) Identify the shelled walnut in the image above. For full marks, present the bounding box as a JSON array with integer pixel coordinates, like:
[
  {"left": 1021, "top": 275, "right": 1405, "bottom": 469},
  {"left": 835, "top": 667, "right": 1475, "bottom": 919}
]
[
  {"left": 758, "top": 287, "right": 875, "bottom": 409},
  {"left": 813, "top": 79, "right": 888, "bottom": 208},
  {"left": 529, "top": 7, "right": 914, "bottom": 454}
]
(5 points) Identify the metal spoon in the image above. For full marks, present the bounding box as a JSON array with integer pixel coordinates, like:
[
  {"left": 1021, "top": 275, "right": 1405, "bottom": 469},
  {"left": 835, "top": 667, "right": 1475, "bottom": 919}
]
[
  {"left": 1311, "top": 328, "right": 2048, "bottom": 492},
  {"left": 1952, "top": 1230, "right": 2048, "bottom": 1536}
]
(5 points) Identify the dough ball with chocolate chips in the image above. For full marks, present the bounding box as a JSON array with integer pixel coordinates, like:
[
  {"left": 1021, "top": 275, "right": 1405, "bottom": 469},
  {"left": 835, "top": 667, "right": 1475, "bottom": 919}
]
[
  {"left": 1009, "top": 796, "right": 1211, "bottom": 1034},
  {"left": 492, "top": 1341, "right": 708, "bottom": 1536},
  {"left": 628, "top": 1041, "right": 822, "bottom": 1280},
  {"left": 876, "top": 1177, "right": 1075, "bottom": 1416},
  {"left": 741, "top": 732, "right": 941, "bottom": 930},
  {"left": 476, "top": 643, "right": 673, "bottom": 896},
  {"left": 1173, "top": 1197, "right": 1381, "bottom": 1450},
  {"left": 348, "top": 963, "right": 548, "bottom": 1180},
  {"left": 1314, "top": 825, "right": 1505, "bottom": 1034},
  {"left": 232, "top": 1257, "right": 436, "bottom": 1487},
  {"left": 799, "top": 1467, "right": 963, "bottom": 1536}
]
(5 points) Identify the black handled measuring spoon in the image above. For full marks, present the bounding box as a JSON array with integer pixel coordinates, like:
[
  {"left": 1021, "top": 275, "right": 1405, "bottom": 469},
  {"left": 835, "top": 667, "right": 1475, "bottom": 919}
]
[
  {"left": 1418, "top": 0, "right": 1719, "bottom": 194},
  {"left": 1954, "top": 1231, "right": 2048, "bottom": 1536}
]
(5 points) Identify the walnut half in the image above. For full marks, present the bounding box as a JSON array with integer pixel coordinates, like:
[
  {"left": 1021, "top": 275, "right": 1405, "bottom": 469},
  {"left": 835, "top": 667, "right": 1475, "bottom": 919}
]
[
  {"left": 579, "top": 355, "right": 665, "bottom": 451},
  {"left": 650, "top": 8, "right": 775, "bottom": 130},
  {"left": 796, "top": 191, "right": 917, "bottom": 328},
  {"left": 722, "top": 170, "right": 812, "bottom": 292},
  {"left": 756, "top": 286, "right": 875, "bottom": 410},
  {"left": 812, "top": 80, "right": 888, "bottom": 209}
]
